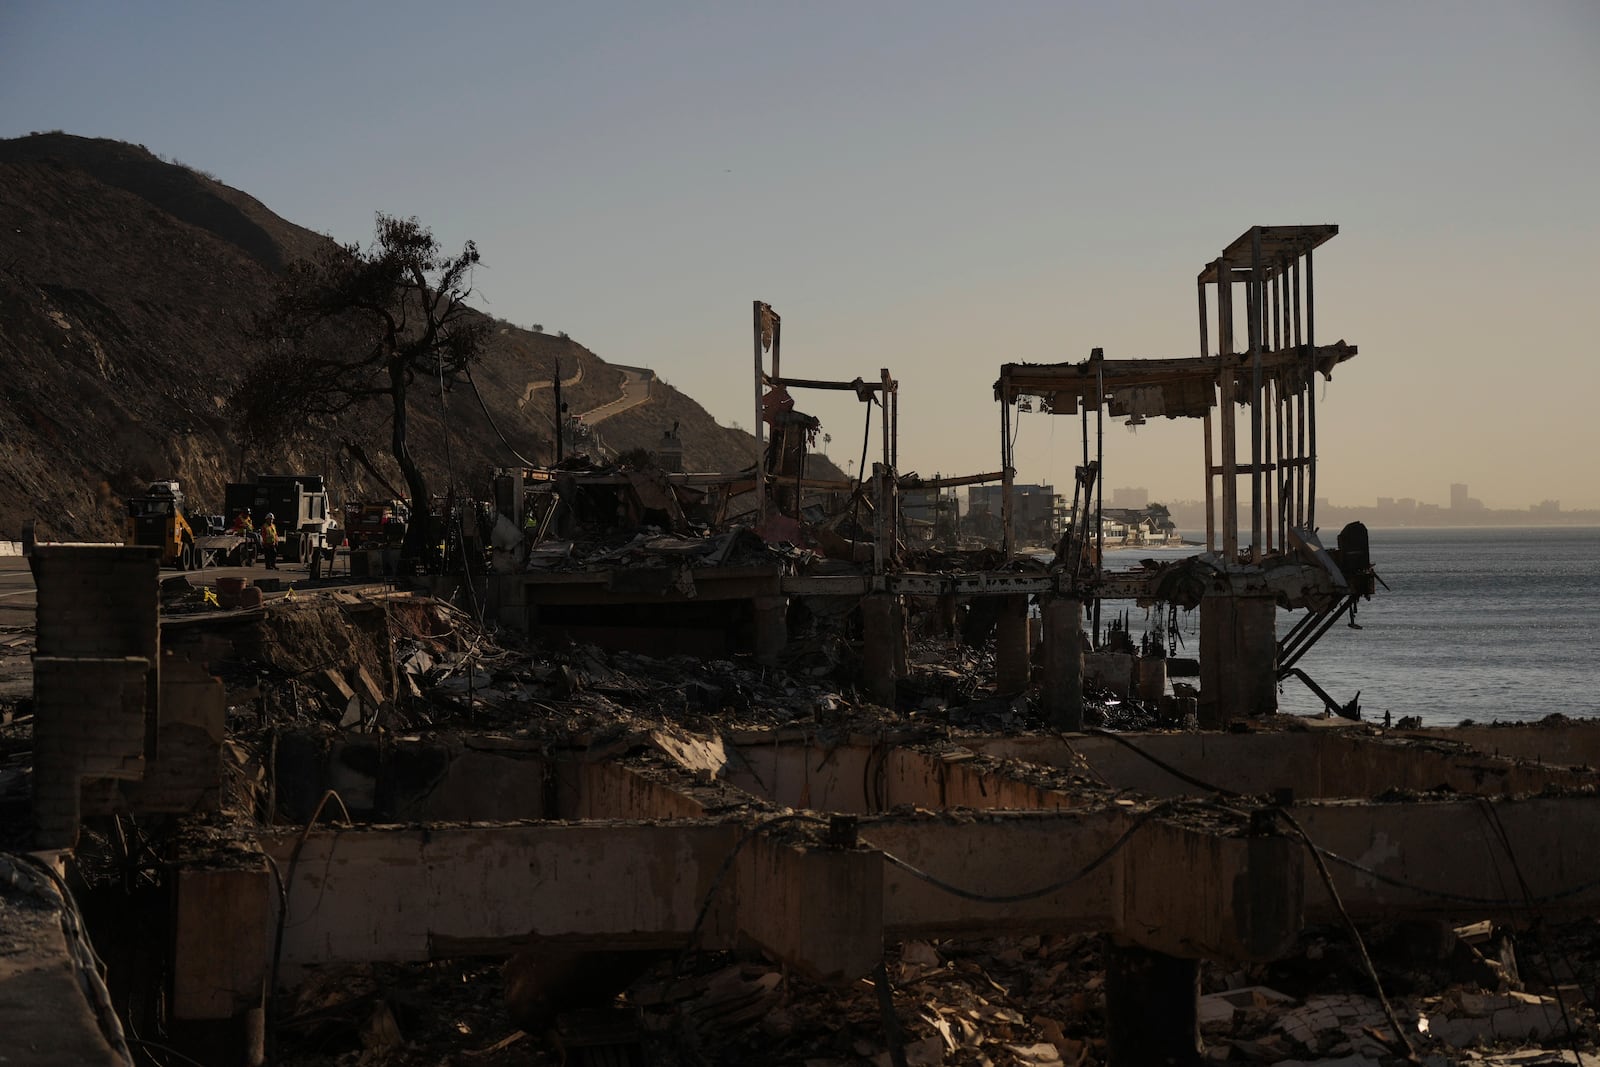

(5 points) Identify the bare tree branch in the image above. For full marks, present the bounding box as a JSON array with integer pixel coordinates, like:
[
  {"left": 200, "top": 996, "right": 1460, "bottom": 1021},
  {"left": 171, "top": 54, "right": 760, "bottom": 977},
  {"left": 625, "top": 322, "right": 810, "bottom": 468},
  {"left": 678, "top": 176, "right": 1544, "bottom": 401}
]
[{"left": 229, "top": 213, "right": 487, "bottom": 564}]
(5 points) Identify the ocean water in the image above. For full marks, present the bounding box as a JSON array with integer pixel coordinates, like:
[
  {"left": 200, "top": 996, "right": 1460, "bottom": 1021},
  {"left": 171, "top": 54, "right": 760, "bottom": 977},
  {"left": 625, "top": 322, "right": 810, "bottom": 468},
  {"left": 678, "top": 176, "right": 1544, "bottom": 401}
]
[{"left": 1105, "top": 527, "right": 1600, "bottom": 727}]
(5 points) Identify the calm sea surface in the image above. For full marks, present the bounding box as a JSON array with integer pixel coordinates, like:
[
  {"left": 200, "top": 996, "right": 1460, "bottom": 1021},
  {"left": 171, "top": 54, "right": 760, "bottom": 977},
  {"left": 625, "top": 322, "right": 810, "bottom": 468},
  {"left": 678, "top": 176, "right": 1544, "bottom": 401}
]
[{"left": 1109, "top": 527, "right": 1600, "bottom": 727}]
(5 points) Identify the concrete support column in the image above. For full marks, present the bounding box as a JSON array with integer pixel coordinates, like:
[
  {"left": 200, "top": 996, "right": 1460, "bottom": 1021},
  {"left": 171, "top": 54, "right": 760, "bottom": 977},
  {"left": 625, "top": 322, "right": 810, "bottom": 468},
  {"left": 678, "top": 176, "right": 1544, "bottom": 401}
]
[
  {"left": 1103, "top": 939, "right": 1202, "bottom": 1067},
  {"left": 1198, "top": 593, "right": 1277, "bottom": 727},
  {"left": 995, "top": 596, "right": 1031, "bottom": 696},
  {"left": 752, "top": 595, "right": 788, "bottom": 665},
  {"left": 1041, "top": 597, "right": 1084, "bottom": 731},
  {"left": 861, "top": 594, "right": 904, "bottom": 708},
  {"left": 1137, "top": 657, "right": 1167, "bottom": 705},
  {"left": 32, "top": 656, "right": 151, "bottom": 848}
]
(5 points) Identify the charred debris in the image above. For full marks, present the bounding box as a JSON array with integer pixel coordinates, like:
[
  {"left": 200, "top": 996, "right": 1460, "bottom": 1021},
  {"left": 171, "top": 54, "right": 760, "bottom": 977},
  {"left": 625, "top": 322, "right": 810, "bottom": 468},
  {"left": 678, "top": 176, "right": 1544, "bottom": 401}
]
[{"left": 5, "top": 225, "right": 1600, "bottom": 1067}]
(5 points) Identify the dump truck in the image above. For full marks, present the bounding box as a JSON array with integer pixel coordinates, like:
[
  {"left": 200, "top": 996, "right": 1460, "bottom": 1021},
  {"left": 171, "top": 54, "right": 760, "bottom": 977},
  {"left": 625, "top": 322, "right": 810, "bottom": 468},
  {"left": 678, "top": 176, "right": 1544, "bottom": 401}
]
[
  {"left": 342, "top": 499, "right": 409, "bottom": 550},
  {"left": 224, "top": 474, "right": 338, "bottom": 564}
]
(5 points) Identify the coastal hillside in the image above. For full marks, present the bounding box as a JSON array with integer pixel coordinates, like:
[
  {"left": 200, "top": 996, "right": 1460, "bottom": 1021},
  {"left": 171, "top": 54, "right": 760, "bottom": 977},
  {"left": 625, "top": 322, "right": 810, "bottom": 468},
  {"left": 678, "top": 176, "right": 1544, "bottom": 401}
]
[{"left": 0, "top": 133, "right": 833, "bottom": 541}]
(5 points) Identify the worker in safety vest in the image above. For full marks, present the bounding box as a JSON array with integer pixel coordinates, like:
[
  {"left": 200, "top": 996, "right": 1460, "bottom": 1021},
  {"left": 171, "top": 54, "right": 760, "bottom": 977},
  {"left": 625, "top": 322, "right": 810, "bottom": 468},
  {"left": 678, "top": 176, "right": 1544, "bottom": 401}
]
[{"left": 260, "top": 513, "right": 280, "bottom": 570}]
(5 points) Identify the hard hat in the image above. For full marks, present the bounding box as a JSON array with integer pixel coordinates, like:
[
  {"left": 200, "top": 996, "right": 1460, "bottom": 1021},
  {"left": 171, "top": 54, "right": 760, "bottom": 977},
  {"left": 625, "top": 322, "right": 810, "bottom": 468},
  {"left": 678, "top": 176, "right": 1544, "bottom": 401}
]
[{"left": 265, "top": 513, "right": 275, "bottom": 520}]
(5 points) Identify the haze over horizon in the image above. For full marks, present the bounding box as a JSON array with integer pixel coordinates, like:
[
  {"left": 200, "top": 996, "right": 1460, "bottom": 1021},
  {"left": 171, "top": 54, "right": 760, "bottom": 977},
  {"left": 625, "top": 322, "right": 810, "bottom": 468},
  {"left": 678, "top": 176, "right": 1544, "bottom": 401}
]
[{"left": 5, "top": 2, "right": 1597, "bottom": 510}]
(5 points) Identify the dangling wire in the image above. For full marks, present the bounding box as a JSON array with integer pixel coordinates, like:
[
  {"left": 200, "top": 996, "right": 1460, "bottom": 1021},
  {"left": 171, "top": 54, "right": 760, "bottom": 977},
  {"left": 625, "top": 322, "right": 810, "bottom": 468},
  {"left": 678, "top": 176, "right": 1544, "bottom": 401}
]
[{"left": 464, "top": 364, "right": 539, "bottom": 468}]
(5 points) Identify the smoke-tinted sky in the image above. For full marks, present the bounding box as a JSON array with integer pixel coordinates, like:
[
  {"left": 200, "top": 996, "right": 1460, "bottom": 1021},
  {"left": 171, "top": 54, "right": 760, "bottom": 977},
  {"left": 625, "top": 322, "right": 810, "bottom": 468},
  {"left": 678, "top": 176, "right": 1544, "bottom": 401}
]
[{"left": 6, "top": 1, "right": 1597, "bottom": 509}]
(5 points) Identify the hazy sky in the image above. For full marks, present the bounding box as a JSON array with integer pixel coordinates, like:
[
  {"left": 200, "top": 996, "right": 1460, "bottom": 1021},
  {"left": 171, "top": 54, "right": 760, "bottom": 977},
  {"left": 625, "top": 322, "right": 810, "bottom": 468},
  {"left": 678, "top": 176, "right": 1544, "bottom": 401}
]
[{"left": 5, "top": 2, "right": 1598, "bottom": 509}]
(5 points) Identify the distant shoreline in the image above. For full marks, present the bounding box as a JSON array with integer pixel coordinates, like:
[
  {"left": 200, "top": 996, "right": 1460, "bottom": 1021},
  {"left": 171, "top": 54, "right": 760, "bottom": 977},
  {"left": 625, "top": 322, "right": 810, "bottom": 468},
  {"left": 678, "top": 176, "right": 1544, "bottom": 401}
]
[{"left": 1164, "top": 519, "right": 1600, "bottom": 534}]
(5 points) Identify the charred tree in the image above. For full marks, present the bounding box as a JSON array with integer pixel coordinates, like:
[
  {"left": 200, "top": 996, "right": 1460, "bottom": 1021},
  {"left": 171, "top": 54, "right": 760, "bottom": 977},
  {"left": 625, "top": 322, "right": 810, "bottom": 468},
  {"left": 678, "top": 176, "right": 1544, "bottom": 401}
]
[{"left": 232, "top": 213, "right": 486, "bottom": 563}]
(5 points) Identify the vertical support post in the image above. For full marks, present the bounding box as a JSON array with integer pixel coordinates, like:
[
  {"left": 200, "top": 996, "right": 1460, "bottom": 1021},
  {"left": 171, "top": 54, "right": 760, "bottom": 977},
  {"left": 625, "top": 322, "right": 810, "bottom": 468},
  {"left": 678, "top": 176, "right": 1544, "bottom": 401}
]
[
  {"left": 1277, "top": 259, "right": 1291, "bottom": 542},
  {"left": 1248, "top": 228, "right": 1264, "bottom": 563},
  {"left": 860, "top": 594, "right": 903, "bottom": 707},
  {"left": 995, "top": 595, "right": 1031, "bottom": 696},
  {"left": 752, "top": 596, "right": 788, "bottom": 665},
  {"left": 1293, "top": 258, "right": 1305, "bottom": 528},
  {"left": 1263, "top": 377, "right": 1274, "bottom": 554},
  {"left": 552, "top": 358, "right": 564, "bottom": 464},
  {"left": 1080, "top": 402, "right": 1090, "bottom": 553},
  {"left": 771, "top": 307, "right": 781, "bottom": 381},
  {"left": 1199, "top": 592, "right": 1278, "bottom": 725},
  {"left": 752, "top": 301, "right": 767, "bottom": 528},
  {"left": 1001, "top": 398, "right": 1015, "bottom": 558},
  {"left": 880, "top": 369, "right": 892, "bottom": 474},
  {"left": 1305, "top": 250, "right": 1318, "bottom": 530},
  {"left": 1217, "top": 260, "right": 1238, "bottom": 560},
  {"left": 1093, "top": 360, "right": 1104, "bottom": 646},
  {"left": 1202, "top": 409, "right": 1215, "bottom": 553},
  {"left": 1042, "top": 596, "right": 1084, "bottom": 730},
  {"left": 882, "top": 369, "right": 896, "bottom": 559},
  {"left": 1269, "top": 267, "right": 1281, "bottom": 550},
  {"left": 889, "top": 377, "right": 899, "bottom": 473},
  {"left": 1198, "top": 276, "right": 1215, "bottom": 553},
  {"left": 1137, "top": 656, "right": 1166, "bottom": 705},
  {"left": 871, "top": 464, "right": 886, "bottom": 576}
]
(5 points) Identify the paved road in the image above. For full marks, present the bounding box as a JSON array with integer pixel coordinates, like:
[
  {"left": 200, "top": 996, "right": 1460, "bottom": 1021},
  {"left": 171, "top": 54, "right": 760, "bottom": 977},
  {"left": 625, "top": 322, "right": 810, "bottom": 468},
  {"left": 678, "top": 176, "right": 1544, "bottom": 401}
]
[
  {"left": 579, "top": 367, "right": 652, "bottom": 425},
  {"left": 0, "top": 553, "right": 328, "bottom": 703},
  {"left": 0, "top": 557, "right": 36, "bottom": 625},
  {"left": 516, "top": 359, "right": 585, "bottom": 412},
  {"left": 0, "top": 553, "right": 320, "bottom": 631},
  {"left": 0, "top": 558, "right": 36, "bottom": 701}
]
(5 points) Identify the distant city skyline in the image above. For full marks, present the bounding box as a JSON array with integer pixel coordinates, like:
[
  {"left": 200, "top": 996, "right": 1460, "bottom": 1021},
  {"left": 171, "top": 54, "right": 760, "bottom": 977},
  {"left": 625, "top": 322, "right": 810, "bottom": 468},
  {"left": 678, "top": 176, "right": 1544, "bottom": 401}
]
[{"left": 985, "top": 483, "right": 1587, "bottom": 518}]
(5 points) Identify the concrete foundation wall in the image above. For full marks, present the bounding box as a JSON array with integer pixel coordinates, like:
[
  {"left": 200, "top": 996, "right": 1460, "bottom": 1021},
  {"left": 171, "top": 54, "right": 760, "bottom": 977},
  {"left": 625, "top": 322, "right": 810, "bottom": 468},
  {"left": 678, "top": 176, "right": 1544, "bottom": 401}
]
[
  {"left": 964, "top": 731, "right": 1598, "bottom": 800},
  {"left": 275, "top": 733, "right": 554, "bottom": 822},
  {"left": 1121, "top": 820, "right": 1302, "bottom": 961},
  {"left": 30, "top": 544, "right": 161, "bottom": 847},
  {"left": 1401, "top": 722, "right": 1600, "bottom": 768},
  {"left": 262, "top": 822, "right": 743, "bottom": 966},
  {"left": 32, "top": 546, "right": 161, "bottom": 662},
  {"left": 92, "top": 651, "right": 225, "bottom": 815},
  {"left": 567, "top": 761, "right": 710, "bottom": 821},
  {"left": 172, "top": 863, "right": 272, "bottom": 1020},
  {"left": 861, "top": 810, "right": 1126, "bottom": 938},
  {"left": 1292, "top": 797, "right": 1600, "bottom": 922},
  {"left": 729, "top": 742, "right": 876, "bottom": 812},
  {"left": 32, "top": 656, "right": 150, "bottom": 847},
  {"left": 737, "top": 836, "right": 883, "bottom": 982},
  {"left": 729, "top": 743, "right": 1085, "bottom": 813},
  {"left": 884, "top": 750, "right": 1076, "bottom": 811}
]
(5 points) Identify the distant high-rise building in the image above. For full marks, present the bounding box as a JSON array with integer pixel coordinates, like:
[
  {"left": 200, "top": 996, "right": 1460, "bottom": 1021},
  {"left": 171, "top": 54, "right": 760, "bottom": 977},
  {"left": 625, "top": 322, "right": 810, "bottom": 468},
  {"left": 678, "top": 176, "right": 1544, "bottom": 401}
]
[{"left": 1450, "top": 483, "right": 1469, "bottom": 510}]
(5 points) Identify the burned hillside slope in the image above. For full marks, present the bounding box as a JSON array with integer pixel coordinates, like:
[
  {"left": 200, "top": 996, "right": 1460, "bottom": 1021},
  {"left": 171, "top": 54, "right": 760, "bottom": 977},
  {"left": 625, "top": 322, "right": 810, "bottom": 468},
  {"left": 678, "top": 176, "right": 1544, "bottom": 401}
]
[{"left": 0, "top": 133, "right": 780, "bottom": 541}]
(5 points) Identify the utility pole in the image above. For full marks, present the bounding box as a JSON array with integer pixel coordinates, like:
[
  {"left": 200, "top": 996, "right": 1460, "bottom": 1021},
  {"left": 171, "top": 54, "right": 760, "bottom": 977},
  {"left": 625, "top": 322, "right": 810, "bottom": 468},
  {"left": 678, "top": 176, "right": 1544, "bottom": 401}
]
[{"left": 552, "top": 358, "right": 564, "bottom": 464}]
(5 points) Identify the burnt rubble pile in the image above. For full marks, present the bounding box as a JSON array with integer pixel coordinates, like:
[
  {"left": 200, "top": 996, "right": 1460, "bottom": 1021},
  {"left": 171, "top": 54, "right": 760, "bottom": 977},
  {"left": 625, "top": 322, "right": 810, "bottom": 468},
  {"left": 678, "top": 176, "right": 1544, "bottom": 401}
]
[
  {"left": 181, "top": 584, "right": 1169, "bottom": 755},
  {"left": 165, "top": 590, "right": 1593, "bottom": 1067},
  {"left": 12, "top": 540, "right": 1600, "bottom": 1067},
  {"left": 10, "top": 231, "right": 1599, "bottom": 1065},
  {"left": 266, "top": 924, "right": 1600, "bottom": 1067}
]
